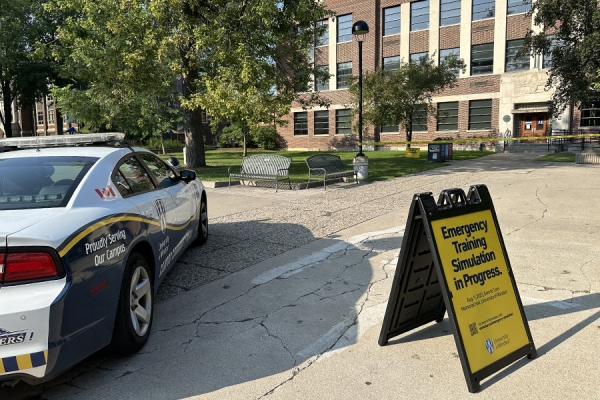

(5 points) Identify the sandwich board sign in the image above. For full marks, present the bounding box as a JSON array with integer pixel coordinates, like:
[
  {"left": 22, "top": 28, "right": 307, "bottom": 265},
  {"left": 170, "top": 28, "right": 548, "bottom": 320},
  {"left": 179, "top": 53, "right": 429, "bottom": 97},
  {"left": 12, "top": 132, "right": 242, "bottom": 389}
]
[{"left": 379, "top": 184, "right": 536, "bottom": 392}]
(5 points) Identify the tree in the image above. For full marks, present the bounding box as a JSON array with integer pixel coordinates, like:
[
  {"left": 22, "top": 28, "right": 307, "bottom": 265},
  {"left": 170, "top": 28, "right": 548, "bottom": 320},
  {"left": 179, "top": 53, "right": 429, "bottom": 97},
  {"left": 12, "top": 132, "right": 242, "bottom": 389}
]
[
  {"left": 523, "top": 0, "right": 600, "bottom": 115},
  {"left": 47, "top": 0, "right": 331, "bottom": 166},
  {"left": 0, "top": 0, "right": 51, "bottom": 138},
  {"left": 349, "top": 54, "right": 465, "bottom": 146}
]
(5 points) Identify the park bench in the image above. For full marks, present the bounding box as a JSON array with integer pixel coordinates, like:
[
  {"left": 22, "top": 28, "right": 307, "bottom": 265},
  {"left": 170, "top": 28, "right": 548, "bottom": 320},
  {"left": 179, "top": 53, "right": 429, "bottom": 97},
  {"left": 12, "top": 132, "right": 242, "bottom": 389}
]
[
  {"left": 228, "top": 154, "right": 292, "bottom": 192},
  {"left": 305, "top": 154, "right": 358, "bottom": 190}
]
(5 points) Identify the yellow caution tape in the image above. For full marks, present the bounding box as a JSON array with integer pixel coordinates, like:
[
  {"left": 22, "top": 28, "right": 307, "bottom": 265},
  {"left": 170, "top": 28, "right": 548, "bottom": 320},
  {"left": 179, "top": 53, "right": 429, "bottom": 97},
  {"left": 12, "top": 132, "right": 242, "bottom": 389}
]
[{"left": 359, "top": 133, "right": 600, "bottom": 147}]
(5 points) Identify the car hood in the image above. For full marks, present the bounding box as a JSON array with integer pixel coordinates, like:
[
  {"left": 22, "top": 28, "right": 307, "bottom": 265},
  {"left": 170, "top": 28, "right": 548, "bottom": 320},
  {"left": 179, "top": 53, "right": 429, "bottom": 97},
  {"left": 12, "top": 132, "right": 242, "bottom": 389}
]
[{"left": 0, "top": 209, "right": 65, "bottom": 247}]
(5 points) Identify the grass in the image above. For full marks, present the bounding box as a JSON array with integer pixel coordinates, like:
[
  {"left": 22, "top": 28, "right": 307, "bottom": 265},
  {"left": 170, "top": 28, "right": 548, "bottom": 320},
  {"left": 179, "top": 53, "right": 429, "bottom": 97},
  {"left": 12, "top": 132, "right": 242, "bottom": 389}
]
[
  {"left": 536, "top": 152, "right": 577, "bottom": 162},
  {"left": 159, "top": 149, "right": 494, "bottom": 182}
]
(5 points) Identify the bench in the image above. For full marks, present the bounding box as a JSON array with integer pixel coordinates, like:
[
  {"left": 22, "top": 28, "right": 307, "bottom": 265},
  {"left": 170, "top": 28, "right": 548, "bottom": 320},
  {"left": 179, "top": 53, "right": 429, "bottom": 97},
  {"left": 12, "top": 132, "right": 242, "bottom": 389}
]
[
  {"left": 228, "top": 154, "right": 292, "bottom": 192},
  {"left": 305, "top": 154, "right": 358, "bottom": 190}
]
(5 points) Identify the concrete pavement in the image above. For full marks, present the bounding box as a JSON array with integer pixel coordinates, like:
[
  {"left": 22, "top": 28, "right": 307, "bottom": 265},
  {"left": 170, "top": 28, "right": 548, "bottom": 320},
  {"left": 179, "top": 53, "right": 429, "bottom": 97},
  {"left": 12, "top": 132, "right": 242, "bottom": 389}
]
[{"left": 4, "top": 153, "right": 600, "bottom": 399}]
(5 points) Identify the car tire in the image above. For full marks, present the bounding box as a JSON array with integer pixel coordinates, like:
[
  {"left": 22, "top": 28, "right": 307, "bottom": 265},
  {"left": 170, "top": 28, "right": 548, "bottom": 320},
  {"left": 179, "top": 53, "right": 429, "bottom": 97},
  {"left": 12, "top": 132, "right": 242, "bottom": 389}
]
[
  {"left": 110, "top": 252, "right": 153, "bottom": 355},
  {"left": 194, "top": 196, "right": 208, "bottom": 245}
]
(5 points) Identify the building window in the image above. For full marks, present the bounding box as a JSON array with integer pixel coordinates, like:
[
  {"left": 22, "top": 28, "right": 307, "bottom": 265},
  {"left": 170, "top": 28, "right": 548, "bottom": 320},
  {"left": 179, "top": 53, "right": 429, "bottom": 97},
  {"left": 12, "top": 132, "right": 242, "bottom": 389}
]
[
  {"left": 543, "top": 35, "right": 556, "bottom": 69},
  {"left": 410, "top": 52, "right": 428, "bottom": 63},
  {"left": 36, "top": 102, "right": 44, "bottom": 125},
  {"left": 471, "top": 43, "right": 494, "bottom": 75},
  {"left": 315, "top": 65, "right": 329, "bottom": 91},
  {"left": 383, "top": 56, "right": 400, "bottom": 71},
  {"left": 315, "top": 20, "right": 329, "bottom": 47},
  {"left": 505, "top": 39, "right": 530, "bottom": 72},
  {"left": 440, "top": 48, "right": 460, "bottom": 75},
  {"left": 581, "top": 102, "right": 600, "bottom": 127},
  {"left": 472, "top": 0, "right": 495, "bottom": 21},
  {"left": 336, "top": 109, "right": 352, "bottom": 134},
  {"left": 381, "top": 124, "right": 399, "bottom": 133},
  {"left": 469, "top": 99, "right": 492, "bottom": 130},
  {"left": 314, "top": 110, "right": 329, "bottom": 135},
  {"left": 46, "top": 98, "right": 55, "bottom": 125},
  {"left": 440, "top": 0, "right": 461, "bottom": 26},
  {"left": 507, "top": 0, "right": 530, "bottom": 15},
  {"left": 294, "top": 112, "right": 308, "bottom": 135},
  {"left": 437, "top": 101, "right": 459, "bottom": 131},
  {"left": 337, "top": 14, "right": 352, "bottom": 43},
  {"left": 411, "top": 0, "right": 430, "bottom": 31},
  {"left": 413, "top": 104, "right": 428, "bottom": 131},
  {"left": 383, "top": 6, "right": 401, "bottom": 36},
  {"left": 337, "top": 62, "right": 352, "bottom": 89}
]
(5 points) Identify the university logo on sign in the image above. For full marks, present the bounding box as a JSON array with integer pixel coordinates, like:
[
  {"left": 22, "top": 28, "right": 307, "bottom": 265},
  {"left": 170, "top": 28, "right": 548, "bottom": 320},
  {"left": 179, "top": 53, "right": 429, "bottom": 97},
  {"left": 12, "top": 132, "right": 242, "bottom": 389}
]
[{"left": 485, "top": 338, "right": 494, "bottom": 354}]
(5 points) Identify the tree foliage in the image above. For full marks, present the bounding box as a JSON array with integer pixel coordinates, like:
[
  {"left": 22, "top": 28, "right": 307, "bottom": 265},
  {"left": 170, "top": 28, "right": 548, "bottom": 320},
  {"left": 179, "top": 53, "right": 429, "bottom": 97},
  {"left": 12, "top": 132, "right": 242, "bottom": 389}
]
[
  {"left": 523, "top": 0, "right": 600, "bottom": 113},
  {"left": 46, "top": 0, "right": 331, "bottom": 166},
  {"left": 349, "top": 54, "right": 465, "bottom": 144},
  {"left": 0, "top": 0, "right": 52, "bottom": 137}
]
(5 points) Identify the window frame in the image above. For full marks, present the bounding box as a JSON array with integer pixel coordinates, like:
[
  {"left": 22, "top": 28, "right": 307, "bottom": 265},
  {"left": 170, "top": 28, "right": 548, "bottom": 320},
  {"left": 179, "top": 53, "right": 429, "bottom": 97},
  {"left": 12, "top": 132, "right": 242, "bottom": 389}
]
[
  {"left": 137, "top": 153, "right": 179, "bottom": 189},
  {"left": 581, "top": 102, "right": 600, "bottom": 128},
  {"left": 337, "top": 14, "right": 353, "bottom": 43},
  {"left": 505, "top": 39, "right": 530, "bottom": 72},
  {"left": 468, "top": 99, "right": 493, "bottom": 130},
  {"left": 315, "top": 20, "right": 329, "bottom": 47},
  {"left": 472, "top": 0, "right": 495, "bottom": 21},
  {"left": 335, "top": 109, "right": 352, "bottom": 135},
  {"left": 410, "top": 0, "right": 430, "bottom": 31},
  {"left": 507, "top": 0, "right": 531, "bottom": 15},
  {"left": 412, "top": 104, "right": 428, "bottom": 132},
  {"left": 337, "top": 62, "right": 352, "bottom": 89},
  {"left": 410, "top": 52, "right": 429, "bottom": 63},
  {"left": 383, "top": 56, "right": 400, "bottom": 71},
  {"left": 471, "top": 43, "right": 494, "bottom": 75},
  {"left": 293, "top": 111, "right": 309, "bottom": 136},
  {"left": 383, "top": 6, "right": 401, "bottom": 36},
  {"left": 440, "top": 0, "right": 461, "bottom": 26},
  {"left": 112, "top": 155, "right": 158, "bottom": 197},
  {"left": 437, "top": 101, "right": 459, "bottom": 131},
  {"left": 314, "top": 110, "right": 330, "bottom": 135},
  {"left": 315, "top": 65, "right": 330, "bottom": 91}
]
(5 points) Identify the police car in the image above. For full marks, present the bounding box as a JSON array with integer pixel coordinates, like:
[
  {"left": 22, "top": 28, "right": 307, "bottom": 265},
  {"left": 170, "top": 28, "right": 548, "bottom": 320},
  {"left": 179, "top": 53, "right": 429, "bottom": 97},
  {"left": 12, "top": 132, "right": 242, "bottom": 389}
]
[{"left": 0, "top": 133, "right": 208, "bottom": 386}]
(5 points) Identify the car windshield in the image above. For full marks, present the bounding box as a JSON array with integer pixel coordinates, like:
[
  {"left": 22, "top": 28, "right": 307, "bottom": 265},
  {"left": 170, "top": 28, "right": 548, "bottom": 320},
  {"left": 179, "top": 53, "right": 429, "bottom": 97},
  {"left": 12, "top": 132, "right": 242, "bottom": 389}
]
[{"left": 0, "top": 156, "right": 98, "bottom": 210}]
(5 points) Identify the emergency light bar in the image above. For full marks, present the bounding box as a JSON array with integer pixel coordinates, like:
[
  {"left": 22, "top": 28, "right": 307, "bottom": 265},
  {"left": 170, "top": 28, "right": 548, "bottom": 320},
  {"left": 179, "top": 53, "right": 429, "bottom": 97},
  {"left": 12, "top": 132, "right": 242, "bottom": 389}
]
[{"left": 0, "top": 133, "right": 125, "bottom": 149}]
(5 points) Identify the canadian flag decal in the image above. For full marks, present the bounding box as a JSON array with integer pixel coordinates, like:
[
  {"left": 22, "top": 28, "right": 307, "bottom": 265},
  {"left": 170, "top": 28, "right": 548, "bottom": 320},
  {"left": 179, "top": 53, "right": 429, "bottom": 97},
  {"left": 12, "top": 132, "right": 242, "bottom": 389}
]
[{"left": 95, "top": 186, "right": 117, "bottom": 200}]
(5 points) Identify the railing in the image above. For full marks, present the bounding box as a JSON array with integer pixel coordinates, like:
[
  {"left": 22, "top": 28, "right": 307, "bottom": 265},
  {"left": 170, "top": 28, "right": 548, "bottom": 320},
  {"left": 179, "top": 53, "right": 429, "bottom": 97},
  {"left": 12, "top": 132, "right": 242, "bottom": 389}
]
[{"left": 549, "top": 129, "right": 600, "bottom": 152}]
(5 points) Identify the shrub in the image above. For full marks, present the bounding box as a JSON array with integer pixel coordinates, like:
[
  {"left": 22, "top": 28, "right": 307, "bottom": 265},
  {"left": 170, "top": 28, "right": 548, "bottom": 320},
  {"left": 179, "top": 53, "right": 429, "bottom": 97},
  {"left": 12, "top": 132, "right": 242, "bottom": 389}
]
[
  {"left": 251, "top": 126, "right": 278, "bottom": 150},
  {"left": 217, "top": 125, "right": 246, "bottom": 148}
]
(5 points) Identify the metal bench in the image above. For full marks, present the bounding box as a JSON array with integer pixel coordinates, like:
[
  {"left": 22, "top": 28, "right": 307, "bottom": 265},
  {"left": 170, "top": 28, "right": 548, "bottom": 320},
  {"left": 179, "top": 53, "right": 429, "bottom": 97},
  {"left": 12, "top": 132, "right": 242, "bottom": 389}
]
[
  {"left": 305, "top": 154, "right": 358, "bottom": 190},
  {"left": 228, "top": 154, "right": 292, "bottom": 192}
]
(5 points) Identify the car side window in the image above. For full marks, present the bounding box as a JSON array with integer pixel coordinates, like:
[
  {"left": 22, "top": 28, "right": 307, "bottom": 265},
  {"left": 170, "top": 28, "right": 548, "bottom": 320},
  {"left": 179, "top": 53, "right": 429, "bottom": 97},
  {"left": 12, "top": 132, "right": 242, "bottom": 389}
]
[
  {"left": 137, "top": 153, "right": 178, "bottom": 188},
  {"left": 114, "top": 156, "right": 156, "bottom": 195}
]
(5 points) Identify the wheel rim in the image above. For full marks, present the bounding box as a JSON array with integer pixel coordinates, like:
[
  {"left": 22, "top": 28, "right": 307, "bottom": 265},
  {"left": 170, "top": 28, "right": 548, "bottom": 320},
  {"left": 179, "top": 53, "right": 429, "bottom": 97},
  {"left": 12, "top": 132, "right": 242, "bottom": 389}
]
[
  {"left": 200, "top": 201, "right": 208, "bottom": 239},
  {"left": 129, "top": 265, "right": 152, "bottom": 337}
]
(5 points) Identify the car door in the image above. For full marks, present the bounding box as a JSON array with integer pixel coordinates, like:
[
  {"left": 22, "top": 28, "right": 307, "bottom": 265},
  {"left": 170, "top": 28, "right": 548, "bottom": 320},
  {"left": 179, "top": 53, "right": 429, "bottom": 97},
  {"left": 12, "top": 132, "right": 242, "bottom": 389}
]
[
  {"left": 139, "top": 153, "right": 199, "bottom": 231},
  {"left": 112, "top": 155, "right": 178, "bottom": 280}
]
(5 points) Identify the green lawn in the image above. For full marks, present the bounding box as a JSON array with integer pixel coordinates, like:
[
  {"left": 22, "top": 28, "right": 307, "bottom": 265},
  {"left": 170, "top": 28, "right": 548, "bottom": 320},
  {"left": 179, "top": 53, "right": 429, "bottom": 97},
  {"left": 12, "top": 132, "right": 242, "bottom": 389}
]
[
  {"left": 535, "top": 152, "right": 577, "bottom": 162},
  {"left": 160, "top": 149, "right": 494, "bottom": 182}
]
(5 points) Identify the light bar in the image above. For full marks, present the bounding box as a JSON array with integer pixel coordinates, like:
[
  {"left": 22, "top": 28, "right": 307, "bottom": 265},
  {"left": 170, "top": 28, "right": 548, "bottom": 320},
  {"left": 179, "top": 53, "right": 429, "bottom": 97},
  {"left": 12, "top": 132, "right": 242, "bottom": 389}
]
[{"left": 0, "top": 133, "right": 125, "bottom": 149}]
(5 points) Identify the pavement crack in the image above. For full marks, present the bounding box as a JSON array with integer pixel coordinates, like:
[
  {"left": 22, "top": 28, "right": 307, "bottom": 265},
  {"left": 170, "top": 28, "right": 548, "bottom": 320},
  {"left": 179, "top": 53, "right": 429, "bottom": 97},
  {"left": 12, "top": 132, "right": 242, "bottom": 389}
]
[{"left": 259, "top": 322, "right": 295, "bottom": 362}]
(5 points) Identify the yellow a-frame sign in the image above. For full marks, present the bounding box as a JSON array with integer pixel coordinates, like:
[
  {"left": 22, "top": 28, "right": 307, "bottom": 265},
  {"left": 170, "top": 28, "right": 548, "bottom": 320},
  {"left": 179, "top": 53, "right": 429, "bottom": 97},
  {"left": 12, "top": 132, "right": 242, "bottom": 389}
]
[{"left": 379, "top": 185, "right": 536, "bottom": 392}]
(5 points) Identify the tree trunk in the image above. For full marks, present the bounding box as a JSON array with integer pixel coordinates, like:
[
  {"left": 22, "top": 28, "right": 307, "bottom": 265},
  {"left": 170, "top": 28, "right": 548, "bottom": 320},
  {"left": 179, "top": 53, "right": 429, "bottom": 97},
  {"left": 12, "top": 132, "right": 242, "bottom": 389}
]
[
  {"left": 406, "top": 116, "right": 413, "bottom": 149},
  {"left": 56, "top": 107, "right": 64, "bottom": 135},
  {"left": 181, "top": 70, "right": 206, "bottom": 168},
  {"left": 243, "top": 131, "right": 248, "bottom": 157},
  {"left": 1, "top": 81, "right": 13, "bottom": 138}
]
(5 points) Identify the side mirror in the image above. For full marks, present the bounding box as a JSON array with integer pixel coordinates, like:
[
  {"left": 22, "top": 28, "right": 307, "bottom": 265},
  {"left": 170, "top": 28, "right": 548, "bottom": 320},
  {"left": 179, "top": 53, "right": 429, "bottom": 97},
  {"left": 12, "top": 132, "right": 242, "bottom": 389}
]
[{"left": 179, "top": 169, "right": 197, "bottom": 183}]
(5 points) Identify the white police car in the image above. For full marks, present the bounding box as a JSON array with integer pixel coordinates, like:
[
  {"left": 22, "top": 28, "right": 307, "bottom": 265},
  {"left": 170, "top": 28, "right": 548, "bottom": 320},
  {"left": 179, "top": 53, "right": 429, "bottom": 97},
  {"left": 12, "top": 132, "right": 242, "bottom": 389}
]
[{"left": 0, "top": 133, "right": 208, "bottom": 386}]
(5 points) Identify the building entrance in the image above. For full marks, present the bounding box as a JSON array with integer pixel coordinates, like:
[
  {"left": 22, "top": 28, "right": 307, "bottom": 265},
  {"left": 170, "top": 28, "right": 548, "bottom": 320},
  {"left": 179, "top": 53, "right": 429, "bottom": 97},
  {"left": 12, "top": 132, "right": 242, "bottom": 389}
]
[{"left": 520, "top": 113, "right": 548, "bottom": 137}]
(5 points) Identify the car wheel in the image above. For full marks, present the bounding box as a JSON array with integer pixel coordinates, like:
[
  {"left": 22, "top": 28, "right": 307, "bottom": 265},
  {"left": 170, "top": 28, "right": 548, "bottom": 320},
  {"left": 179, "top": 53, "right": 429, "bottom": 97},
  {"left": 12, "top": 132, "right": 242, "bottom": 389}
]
[
  {"left": 110, "top": 252, "right": 153, "bottom": 354},
  {"left": 194, "top": 196, "right": 208, "bottom": 245}
]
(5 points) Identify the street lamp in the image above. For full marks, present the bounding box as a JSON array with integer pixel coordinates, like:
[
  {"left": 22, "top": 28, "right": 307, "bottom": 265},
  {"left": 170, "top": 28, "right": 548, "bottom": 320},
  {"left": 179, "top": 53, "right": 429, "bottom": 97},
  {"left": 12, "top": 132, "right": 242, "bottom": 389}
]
[{"left": 352, "top": 20, "right": 369, "bottom": 157}]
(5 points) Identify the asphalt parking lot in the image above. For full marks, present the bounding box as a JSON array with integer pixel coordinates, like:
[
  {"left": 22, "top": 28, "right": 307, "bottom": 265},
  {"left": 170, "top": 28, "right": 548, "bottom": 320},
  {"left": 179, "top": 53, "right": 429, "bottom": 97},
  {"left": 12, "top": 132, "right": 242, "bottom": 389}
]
[{"left": 4, "top": 152, "right": 600, "bottom": 399}]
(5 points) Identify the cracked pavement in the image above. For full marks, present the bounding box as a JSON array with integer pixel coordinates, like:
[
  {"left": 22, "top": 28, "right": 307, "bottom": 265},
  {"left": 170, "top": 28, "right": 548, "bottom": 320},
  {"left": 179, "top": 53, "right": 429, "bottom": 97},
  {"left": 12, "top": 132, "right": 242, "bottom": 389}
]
[{"left": 4, "top": 152, "right": 600, "bottom": 399}]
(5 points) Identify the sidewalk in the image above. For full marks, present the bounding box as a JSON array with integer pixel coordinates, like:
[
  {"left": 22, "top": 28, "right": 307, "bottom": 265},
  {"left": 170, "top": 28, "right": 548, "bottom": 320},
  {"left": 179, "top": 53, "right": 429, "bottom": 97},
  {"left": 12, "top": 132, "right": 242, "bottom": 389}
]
[{"left": 4, "top": 153, "right": 600, "bottom": 399}]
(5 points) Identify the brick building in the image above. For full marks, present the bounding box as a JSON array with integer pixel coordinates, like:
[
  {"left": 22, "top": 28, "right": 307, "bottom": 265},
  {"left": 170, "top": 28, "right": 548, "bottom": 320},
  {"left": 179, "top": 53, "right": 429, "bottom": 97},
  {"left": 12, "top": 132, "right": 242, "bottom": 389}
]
[
  {"left": 279, "top": 0, "right": 599, "bottom": 151},
  {"left": 0, "top": 96, "right": 78, "bottom": 138}
]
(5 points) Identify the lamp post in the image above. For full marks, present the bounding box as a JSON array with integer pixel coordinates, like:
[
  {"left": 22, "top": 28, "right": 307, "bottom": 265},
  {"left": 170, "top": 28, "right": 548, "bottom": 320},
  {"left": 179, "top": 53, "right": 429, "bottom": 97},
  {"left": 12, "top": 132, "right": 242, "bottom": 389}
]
[
  {"left": 352, "top": 20, "right": 369, "bottom": 177},
  {"left": 352, "top": 20, "right": 369, "bottom": 156}
]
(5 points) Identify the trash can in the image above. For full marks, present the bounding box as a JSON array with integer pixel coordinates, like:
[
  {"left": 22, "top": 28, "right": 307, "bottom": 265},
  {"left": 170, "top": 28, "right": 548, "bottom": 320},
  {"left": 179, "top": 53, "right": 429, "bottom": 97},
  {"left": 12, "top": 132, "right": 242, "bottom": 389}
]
[
  {"left": 354, "top": 155, "right": 369, "bottom": 180},
  {"left": 427, "top": 138, "right": 453, "bottom": 162}
]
